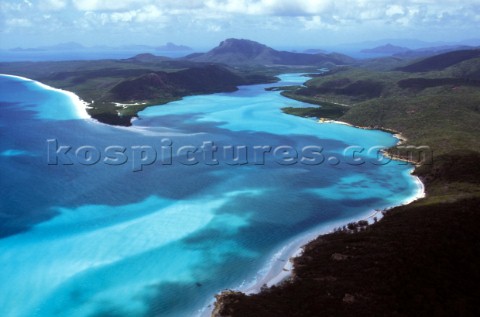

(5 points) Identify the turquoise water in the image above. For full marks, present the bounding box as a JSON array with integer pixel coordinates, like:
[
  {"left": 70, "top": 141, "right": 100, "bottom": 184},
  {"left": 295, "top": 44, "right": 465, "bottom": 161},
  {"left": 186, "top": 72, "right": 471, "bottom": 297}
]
[{"left": 0, "top": 73, "right": 420, "bottom": 316}]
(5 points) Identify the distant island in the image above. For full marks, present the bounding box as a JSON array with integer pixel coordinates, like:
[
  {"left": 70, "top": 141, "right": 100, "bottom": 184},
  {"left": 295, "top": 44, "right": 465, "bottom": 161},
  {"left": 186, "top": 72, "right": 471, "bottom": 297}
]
[
  {"left": 155, "top": 42, "right": 193, "bottom": 51},
  {"left": 361, "top": 43, "right": 410, "bottom": 54},
  {"left": 303, "top": 48, "right": 328, "bottom": 54},
  {"left": 9, "top": 41, "right": 86, "bottom": 52},
  {"left": 7, "top": 41, "right": 193, "bottom": 53}
]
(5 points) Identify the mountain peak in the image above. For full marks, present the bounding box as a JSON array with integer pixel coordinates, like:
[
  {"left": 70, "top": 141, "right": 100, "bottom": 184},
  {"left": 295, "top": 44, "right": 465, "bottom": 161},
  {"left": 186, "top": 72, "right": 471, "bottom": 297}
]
[
  {"left": 213, "top": 38, "right": 270, "bottom": 57},
  {"left": 361, "top": 43, "right": 410, "bottom": 54},
  {"left": 186, "top": 38, "right": 354, "bottom": 66},
  {"left": 219, "top": 38, "right": 265, "bottom": 46},
  {"left": 156, "top": 42, "right": 193, "bottom": 51}
]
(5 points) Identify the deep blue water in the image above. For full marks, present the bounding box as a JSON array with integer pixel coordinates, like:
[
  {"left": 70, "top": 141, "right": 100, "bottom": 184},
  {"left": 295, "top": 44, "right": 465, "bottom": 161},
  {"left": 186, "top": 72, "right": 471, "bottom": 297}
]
[{"left": 0, "top": 74, "right": 421, "bottom": 316}]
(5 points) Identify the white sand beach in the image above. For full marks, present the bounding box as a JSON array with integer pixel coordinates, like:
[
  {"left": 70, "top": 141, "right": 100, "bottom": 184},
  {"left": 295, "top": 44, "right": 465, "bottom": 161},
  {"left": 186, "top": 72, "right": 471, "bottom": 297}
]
[{"left": 0, "top": 74, "right": 92, "bottom": 120}]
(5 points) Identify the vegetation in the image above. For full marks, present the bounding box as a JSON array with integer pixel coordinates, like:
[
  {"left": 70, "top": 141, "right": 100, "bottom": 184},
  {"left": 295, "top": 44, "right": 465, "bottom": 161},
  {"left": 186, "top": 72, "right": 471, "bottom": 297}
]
[
  {"left": 0, "top": 58, "right": 279, "bottom": 125},
  {"left": 281, "top": 99, "right": 348, "bottom": 120},
  {"left": 213, "top": 197, "right": 480, "bottom": 317},
  {"left": 0, "top": 49, "right": 334, "bottom": 126},
  {"left": 397, "top": 49, "right": 480, "bottom": 72},
  {"left": 274, "top": 52, "right": 480, "bottom": 158},
  {"left": 213, "top": 49, "right": 480, "bottom": 317}
]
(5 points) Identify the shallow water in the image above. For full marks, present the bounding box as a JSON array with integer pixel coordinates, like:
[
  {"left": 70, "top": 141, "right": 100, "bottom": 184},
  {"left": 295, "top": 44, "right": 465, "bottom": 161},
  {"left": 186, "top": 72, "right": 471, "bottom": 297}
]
[{"left": 0, "top": 73, "right": 420, "bottom": 316}]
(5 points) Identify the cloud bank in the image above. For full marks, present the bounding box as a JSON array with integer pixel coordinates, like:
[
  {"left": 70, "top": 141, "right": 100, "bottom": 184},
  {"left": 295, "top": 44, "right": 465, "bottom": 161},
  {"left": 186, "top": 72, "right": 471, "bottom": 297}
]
[{"left": 1, "top": 0, "right": 478, "bottom": 48}]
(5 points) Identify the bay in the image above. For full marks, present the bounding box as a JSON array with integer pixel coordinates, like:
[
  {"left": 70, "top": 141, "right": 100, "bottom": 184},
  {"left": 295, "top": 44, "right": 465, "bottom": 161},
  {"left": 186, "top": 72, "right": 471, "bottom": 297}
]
[{"left": 0, "top": 73, "right": 421, "bottom": 317}]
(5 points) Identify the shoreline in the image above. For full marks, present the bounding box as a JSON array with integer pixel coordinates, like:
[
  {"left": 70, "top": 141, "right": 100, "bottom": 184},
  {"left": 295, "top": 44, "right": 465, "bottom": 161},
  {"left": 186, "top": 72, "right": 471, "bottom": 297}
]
[
  {"left": 0, "top": 74, "right": 208, "bottom": 137},
  {"left": 318, "top": 119, "right": 423, "bottom": 165},
  {"left": 0, "top": 74, "right": 92, "bottom": 121},
  {"left": 235, "top": 121, "right": 426, "bottom": 294},
  {"left": 202, "top": 160, "right": 426, "bottom": 317},
  {"left": 243, "top": 172, "right": 425, "bottom": 295},
  {"left": 204, "top": 86, "right": 427, "bottom": 317},
  {"left": 202, "top": 179, "right": 425, "bottom": 316}
]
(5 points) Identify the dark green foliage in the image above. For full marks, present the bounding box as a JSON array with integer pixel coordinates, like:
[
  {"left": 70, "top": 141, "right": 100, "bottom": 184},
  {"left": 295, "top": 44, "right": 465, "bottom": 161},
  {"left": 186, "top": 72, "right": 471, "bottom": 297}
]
[
  {"left": 214, "top": 196, "right": 480, "bottom": 317},
  {"left": 110, "top": 65, "right": 245, "bottom": 101},
  {"left": 287, "top": 78, "right": 384, "bottom": 100},
  {"left": 318, "top": 78, "right": 352, "bottom": 89},
  {"left": 398, "top": 77, "right": 480, "bottom": 91},
  {"left": 281, "top": 104, "right": 347, "bottom": 120},
  {"left": 46, "top": 68, "right": 155, "bottom": 82},
  {"left": 415, "top": 150, "right": 480, "bottom": 186},
  {"left": 89, "top": 112, "right": 135, "bottom": 127},
  {"left": 335, "top": 80, "right": 384, "bottom": 98},
  {"left": 279, "top": 54, "right": 480, "bottom": 157},
  {"left": 168, "top": 65, "right": 245, "bottom": 92}
]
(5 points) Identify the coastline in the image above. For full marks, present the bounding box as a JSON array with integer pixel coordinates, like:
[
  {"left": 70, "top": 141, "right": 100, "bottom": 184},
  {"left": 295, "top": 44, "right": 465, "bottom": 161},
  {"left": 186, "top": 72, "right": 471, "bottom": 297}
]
[
  {"left": 0, "top": 74, "right": 159, "bottom": 131},
  {"left": 204, "top": 127, "right": 426, "bottom": 316},
  {"left": 205, "top": 175, "right": 425, "bottom": 316},
  {"left": 243, "top": 172, "right": 424, "bottom": 294},
  {"left": 318, "top": 119, "right": 423, "bottom": 165},
  {"left": 238, "top": 119, "right": 426, "bottom": 292},
  {"left": 0, "top": 74, "right": 92, "bottom": 121}
]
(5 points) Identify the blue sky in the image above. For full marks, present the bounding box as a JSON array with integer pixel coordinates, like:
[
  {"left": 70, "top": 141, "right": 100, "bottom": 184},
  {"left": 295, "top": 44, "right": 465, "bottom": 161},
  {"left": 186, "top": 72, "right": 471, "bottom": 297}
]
[{"left": 1, "top": 0, "right": 479, "bottom": 49}]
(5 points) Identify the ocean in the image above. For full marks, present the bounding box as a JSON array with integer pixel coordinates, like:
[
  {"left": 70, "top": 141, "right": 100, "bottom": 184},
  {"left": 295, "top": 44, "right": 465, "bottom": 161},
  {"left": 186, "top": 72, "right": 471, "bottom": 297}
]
[{"left": 0, "top": 73, "right": 422, "bottom": 316}]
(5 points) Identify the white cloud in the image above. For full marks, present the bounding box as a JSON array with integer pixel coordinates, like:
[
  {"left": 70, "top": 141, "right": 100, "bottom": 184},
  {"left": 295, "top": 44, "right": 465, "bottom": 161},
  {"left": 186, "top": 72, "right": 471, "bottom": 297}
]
[
  {"left": 386, "top": 5, "right": 405, "bottom": 17},
  {"left": 299, "top": 16, "right": 334, "bottom": 30},
  {"left": 110, "top": 11, "right": 136, "bottom": 23},
  {"left": 6, "top": 18, "right": 33, "bottom": 27},
  {"left": 75, "top": 4, "right": 168, "bottom": 29},
  {"left": 203, "top": 0, "right": 334, "bottom": 16},
  {"left": 1, "top": 0, "right": 478, "bottom": 48},
  {"left": 206, "top": 24, "right": 222, "bottom": 32},
  {"left": 0, "top": 0, "right": 32, "bottom": 12},
  {"left": 42, "top": 0, "right": 66, "bottom": 11},
  {"left": 135, "top": 5, "right": 163, "bottom": 22},
  {"left": 71, "top": 0, "right": 150, "bottom": 11}
]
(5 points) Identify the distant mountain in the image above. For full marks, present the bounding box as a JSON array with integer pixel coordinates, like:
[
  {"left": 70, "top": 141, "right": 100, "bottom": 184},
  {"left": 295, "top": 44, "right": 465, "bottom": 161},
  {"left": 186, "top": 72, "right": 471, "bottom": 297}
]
[
  {"left": 185, "top": 38, "right": 354, "bottom": 66},
  {"left": 45, "top": 42, "right": 86, "bottom": 51},
  {"left": 303, "top": 49, "right": 328, "bottom": 54},
  {"left": 333, "top": 39, "right": 440, "bottom": 52},
  {"left": 397, "top": 49, "right": 480, "bottom": 72},
  {"left": 7, "top": 42, "right": 196, "bottom": 53},
  {"left": 9, "top": 47, "right": 44, "bottom": 52},
  {"left": 361, "top": 44, "right": 410, "bottom": 55},
  {"left": 458, "top": 38, "right": 480, "bottom": 46},
  {"left": 9, "top": 42, "right": 86, "bottom": 52},
  {"left": 393, "top": 45, "right": 475, "bottom": 59},
  {"left": 155, "top": 42, "right": 193, "bottom": 51}
]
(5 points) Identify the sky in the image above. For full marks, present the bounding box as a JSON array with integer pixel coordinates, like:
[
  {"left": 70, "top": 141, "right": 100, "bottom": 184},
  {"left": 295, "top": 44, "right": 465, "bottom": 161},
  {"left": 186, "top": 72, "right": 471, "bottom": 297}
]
[{"left": 1, "top": 0, "right": 479, "bottom": 50}]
